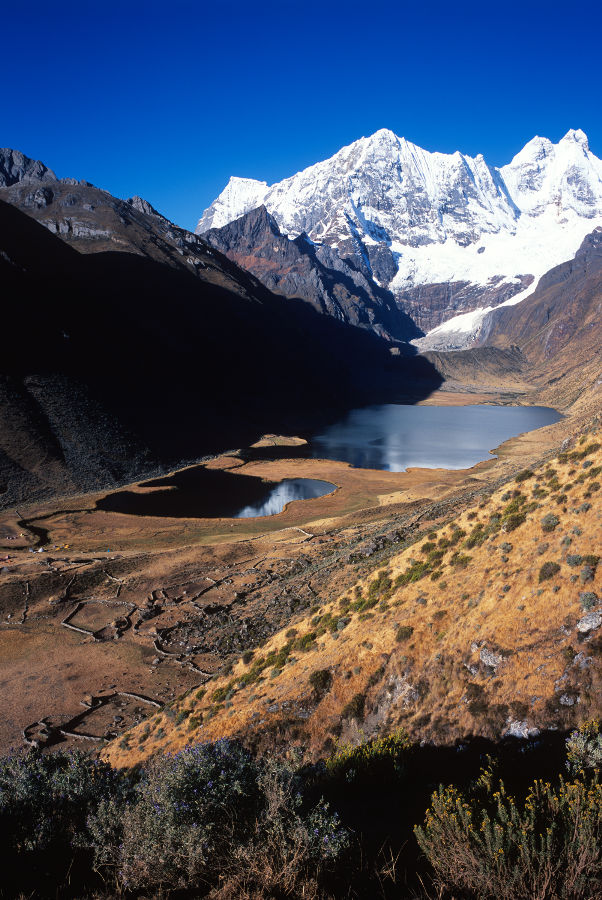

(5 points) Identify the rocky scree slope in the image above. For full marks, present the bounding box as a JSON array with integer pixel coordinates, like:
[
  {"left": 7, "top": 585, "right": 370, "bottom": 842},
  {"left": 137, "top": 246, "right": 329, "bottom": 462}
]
[
  {"left": 198, "top": 129, "right": 602, "bottom": 339},
  {"left": 106, "top": 420, "right": 602, "bottom": 767}
]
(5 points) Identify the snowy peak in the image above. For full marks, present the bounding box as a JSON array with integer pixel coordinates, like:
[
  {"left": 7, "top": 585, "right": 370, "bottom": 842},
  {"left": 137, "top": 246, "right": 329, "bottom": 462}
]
[
  {"left": 561, "top": 128, "right": 589, "bottom": 149},
  {"left": 198, "top": 129, "right": 525, "bottom": 251},
  {"left": 196, "top": 129, "right": 602, "bottom": 345},
  {"left": 501, "top": 129, "right": 602, "bottom": 218},
  {"left": 196, "top": 176, "right": 268, "bottom": 232}
]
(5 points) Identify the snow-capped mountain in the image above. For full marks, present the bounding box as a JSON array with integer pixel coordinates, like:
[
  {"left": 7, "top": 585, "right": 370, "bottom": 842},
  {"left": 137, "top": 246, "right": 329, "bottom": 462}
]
[{"left": 197, "top": 129, "right": 602, "bottom": 345}]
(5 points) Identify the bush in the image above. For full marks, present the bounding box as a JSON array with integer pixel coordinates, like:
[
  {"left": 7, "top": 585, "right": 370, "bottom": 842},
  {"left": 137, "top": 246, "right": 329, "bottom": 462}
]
[
  {"left": 326, "top": 730, "right": 411, "bottom": 781},
  {"left": 395, "top": 561, "right": 430, "bottom": 586},
  {"left": 415, "top": 766, "right": 602, "bottom": 899},
  {"left": 396, "top": 625, "right": 414, "bottom": 642},
  {"left": 566, "top": 720, "right": 602, "bottom": 776},
  {"left": 580, "top": 591, "right": 599, "bottom": 611},
  {"left": 541, "top": 513, "right": 560, "bottom": 533},
  {"left": 450, "top": 551, "right": 472, "bottom": 568},
  {"left": 368, "top": 570, "right": 392, "bottom": 599},
  {"left": 0, "top": 749, "right": 125, "bottom": 856},
  {"left": 515, "top": 469, "right": 534, "bottom": 482},
  {"left": 502, "top": 512, "right": 526, "bottom": 532},
  {"left": 539, "top": 561, "right": 561, "bottom": 582},
  {"left": 215, "top": 761, "right": 349, "bottom": 897},
  {"left": 309, "top": 668, "right": 333, "bottom": 698},
  {"left": 90, "top": 740, "right": 263, "bottom": 890},
  {"left": 87, "top": 739, "right": 349, "bottom": 894}
]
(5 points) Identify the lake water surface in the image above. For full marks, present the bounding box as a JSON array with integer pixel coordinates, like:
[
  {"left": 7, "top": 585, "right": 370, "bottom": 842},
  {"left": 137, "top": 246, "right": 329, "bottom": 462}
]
[
  {"left": 308, "top": 404, "right": 562, "bottom": 471},
  {"left": 98, "top": 404, "right": 562, "bottom": 520}
]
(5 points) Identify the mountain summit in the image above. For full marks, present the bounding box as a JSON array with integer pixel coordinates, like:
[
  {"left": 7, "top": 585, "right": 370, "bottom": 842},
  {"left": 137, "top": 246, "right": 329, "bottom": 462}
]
[{"left": 197, "top": 130, "right": 602, "bottom": 339}]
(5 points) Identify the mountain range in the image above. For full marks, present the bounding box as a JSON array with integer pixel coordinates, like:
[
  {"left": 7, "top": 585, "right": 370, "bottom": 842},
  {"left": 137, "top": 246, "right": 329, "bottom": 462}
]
[
  {"left": 1, "top": 135, "right": 602, "bottom": 506},
  {"left": 198, "top": 129, "right": 602, "bottom": 344}
]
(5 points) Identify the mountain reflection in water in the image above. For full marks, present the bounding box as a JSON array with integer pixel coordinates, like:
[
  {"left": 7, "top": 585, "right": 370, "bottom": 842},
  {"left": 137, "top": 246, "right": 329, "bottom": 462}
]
[
  {"left": 96, "top": 467, "right": 335, "bottom": 519},
  {"left": 235, "top": 478, "right": 335, "bottom": 518},
  {"left": 308, "top": 404, "right": 562, "bottom": 472}
]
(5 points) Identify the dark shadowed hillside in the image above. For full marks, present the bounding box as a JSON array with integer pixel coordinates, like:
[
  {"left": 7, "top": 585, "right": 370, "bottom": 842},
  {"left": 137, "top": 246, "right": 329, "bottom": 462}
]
[{"left": 0, "top": 198, "right": 442, "bottom": 506}]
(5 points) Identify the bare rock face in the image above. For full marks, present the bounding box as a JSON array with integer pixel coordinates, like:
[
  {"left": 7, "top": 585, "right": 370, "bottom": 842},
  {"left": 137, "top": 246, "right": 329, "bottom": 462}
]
[
  {"left": 202, "top": 205, "right": 419, "bottom": 342},
  {"left": 127, "top": 195, "right": 166, "bottom": 221},
  {"left": 395, "top": 275, "right": 534, "bottom": 333},
  {"left": 577, "top": 611, "right": 602, "bottom": 633},
  {"left": 0, "top": 149, "right": 56, "bottom": 187}
]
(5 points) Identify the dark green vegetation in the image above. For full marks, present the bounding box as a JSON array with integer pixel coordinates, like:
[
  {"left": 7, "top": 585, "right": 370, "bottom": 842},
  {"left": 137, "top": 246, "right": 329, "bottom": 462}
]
[{"left": 4, "top": 724, "right": 602, "bottom": 898}]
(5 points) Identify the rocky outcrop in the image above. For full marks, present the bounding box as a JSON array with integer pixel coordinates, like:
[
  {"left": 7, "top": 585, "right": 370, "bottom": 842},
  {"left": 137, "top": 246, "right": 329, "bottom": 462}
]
[
  {"left": 0, "top": 148, "right": 56, "bottom": 187},
  {"left": 202, "top": 206, "right": 419, "bottom": 341}
]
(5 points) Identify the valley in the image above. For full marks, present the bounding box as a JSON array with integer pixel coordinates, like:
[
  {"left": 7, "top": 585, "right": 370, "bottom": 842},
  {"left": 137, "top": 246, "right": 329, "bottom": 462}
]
[
  {"left": 0, "top": 394, "right": 572, "bottom": 754},
  {"left": 1, "top": 126, "right": 601, "bottom": 898}
]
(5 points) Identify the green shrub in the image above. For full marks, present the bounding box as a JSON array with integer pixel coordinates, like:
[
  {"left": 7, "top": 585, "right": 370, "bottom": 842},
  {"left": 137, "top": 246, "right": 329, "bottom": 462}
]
[
  {"left": 211, "top": 681, "right": 236, "bottom": 703},
  {"left": 503, "top": 494, "right": 526, "bottom": 516},
  {"left": 309, "top": 668, "right": 333, "bottom": 698},
  {"left": 541, "top": 513, "right": 560, "bottom": 532},
  {"left": 539, "top": 561, "right": 561, "bottom": 582},
  {"left": 396, "top": 625, "right": 414, "bottom": 642},
  {"left": 449, "top": 527, "right": 467, "bottom": 546},
  {"left": 0, "top": 750, "right": 125, "bottom": 856},
  {"left": 295, "top": 632, "right": 317, "bottom": 652},
  {"left": 566, "top": 720, "right": 602, "bottom": 776},
  {"left": 450, "top": 552, "right": 472, "bottom": 568},
  {"left": 87, "top": 740, "right": 349, "bottom": 893},
  {"left": 415, "top": 766, "right": 602, "bottom": 899},
  {"left": 465, "top": 524, "right": 486, "bottom": 548},
  {"left": 515, "top": 469, "right": 534, "bottom": 482},
  {"left": 502, "top": 512, "right": 526, "bottom": 532},
  {"left": 368, "top": 570, "right": 392, "bottom": 599},
  {"left": 395, "top": 561, "right": 431, "bottom": 586},
  {"left": 326, "top": 730, "right": 410, "bottom": 780},
  {"left": 567, "top": 554, "right": 583, "bottom": 567},
  {"left": 580, "top": 591, "right": 599, "bottom": 610}
]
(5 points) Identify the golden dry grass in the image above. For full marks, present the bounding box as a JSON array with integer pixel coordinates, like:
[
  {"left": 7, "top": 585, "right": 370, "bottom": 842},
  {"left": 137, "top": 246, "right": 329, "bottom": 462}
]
[{"left": 104, "top": 420, "right": 602, "bottom": 768}]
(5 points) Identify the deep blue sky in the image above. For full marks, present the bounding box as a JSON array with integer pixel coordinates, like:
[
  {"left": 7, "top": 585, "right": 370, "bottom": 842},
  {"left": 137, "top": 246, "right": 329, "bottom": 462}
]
[{"left": 5, "top": 0, "right": 601, "bottom": 230}]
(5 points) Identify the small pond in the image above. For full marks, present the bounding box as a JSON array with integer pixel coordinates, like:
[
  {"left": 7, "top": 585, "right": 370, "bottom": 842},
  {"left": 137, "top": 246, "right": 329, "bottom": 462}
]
[{"left": 97, "top": 466, "right": 335, "bottom": 519}]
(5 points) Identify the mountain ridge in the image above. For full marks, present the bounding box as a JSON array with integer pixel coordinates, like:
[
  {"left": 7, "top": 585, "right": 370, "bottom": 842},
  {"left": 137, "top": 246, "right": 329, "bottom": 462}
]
[{"left": 197, "top": 129, "right": 602, "bottom": 338}]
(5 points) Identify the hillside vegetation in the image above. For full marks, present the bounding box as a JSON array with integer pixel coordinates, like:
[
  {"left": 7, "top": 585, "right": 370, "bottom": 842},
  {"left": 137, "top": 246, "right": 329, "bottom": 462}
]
[{"left": 105, "top": 416, "right": 602, "bottom": 767}]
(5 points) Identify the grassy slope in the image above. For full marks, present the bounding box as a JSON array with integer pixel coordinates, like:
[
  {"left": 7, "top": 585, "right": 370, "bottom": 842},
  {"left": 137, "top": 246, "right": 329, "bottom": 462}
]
[{"left": 104, "top": 415, "right": 602, "bottom": 767}]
